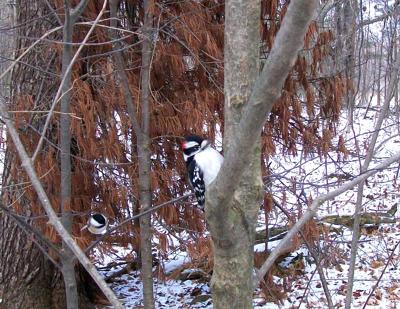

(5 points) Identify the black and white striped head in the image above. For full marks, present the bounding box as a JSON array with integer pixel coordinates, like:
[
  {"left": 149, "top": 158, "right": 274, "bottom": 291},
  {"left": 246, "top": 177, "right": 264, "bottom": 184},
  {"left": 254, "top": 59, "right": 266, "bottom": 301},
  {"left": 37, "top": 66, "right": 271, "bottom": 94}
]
[
  {"left": 181, "top": 135, "right": 210, "bottom": 163},
  {"left": 81, "top": 213, "right": 108, "bottom": 235}
]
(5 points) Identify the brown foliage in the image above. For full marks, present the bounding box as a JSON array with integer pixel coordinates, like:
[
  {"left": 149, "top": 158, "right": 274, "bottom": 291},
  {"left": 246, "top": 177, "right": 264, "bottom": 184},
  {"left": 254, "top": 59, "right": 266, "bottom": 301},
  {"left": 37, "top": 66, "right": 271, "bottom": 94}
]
[
  {"left": 3, "top": 1, "right": 348, "bottom": 297},
  {"left": 261, "top": 2, "right": 346, "bottom": 158}
]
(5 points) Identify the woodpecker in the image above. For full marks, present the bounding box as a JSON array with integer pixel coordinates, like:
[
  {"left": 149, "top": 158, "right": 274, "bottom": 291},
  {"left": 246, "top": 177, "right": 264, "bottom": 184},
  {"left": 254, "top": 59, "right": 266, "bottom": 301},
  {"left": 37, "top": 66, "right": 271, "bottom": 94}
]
[
  {"left": 181, "top": 135, "right": 224, "bottom": 209},
  {"left": 81, "top": 213, "right": 108, "bottom": 235}
]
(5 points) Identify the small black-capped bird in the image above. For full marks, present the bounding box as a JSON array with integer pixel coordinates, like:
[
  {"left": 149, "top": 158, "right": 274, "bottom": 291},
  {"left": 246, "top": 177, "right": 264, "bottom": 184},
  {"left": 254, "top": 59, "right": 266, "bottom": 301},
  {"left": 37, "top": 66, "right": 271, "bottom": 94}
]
[
  {"left": 181, "top": 135, "right": 224, "bottom": 209},
  {"left": 81, "top": 213, "right": 108, "bottom": 235}
]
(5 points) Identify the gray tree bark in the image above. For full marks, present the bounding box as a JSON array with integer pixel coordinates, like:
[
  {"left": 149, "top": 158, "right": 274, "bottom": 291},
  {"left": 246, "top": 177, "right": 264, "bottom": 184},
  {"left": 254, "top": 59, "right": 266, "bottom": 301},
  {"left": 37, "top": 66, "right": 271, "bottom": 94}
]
[
  {"left": 0, "top": 209, "right": 60, "bottom": 308},
  {"left": 334, "top": 0, "right": 358, "bottom": 129},
  {"left": 0, "top": 98, "right": 123, "bottom": 308},
  {"left": 207, "top": 1, "right": 318, "bottom": 307},
  {"left": 138, "top": 1, "right": 155, "bottom": 308},
  {"left": 206, "top": 2, "right": 263, "bottom": 308},
  {"left": 60, "top": 2, "right": 79, "bottom": 308},
  {"left": 0, "top": 2, "right": 59, "bottom": 307},
  {"left": 109, "top": 1, "right": 155, "bottom": 307},
  {"left": 0, "top": 1, "right": 122, "bottom": 308},
  {"left": 59, "top": 1, "right": 89, "bottom": 308}
]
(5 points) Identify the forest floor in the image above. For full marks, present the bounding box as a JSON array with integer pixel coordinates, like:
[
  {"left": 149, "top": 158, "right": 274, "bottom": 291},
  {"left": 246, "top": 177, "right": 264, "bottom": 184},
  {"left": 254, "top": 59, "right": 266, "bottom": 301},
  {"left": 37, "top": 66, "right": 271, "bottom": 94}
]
[{"left": 98, "top": 107, "right": 400, "bottom": 308}]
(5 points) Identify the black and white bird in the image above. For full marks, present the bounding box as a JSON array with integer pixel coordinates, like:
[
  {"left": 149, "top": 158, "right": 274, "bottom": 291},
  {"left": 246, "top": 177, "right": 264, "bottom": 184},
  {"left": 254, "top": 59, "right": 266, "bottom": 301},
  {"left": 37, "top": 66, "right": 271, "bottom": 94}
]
[
  {"left": 81, "top": 213, "right": 108, "bottom": 235},
  {"left": 181, "top": 135, "right": 224, "bottom": 208}
]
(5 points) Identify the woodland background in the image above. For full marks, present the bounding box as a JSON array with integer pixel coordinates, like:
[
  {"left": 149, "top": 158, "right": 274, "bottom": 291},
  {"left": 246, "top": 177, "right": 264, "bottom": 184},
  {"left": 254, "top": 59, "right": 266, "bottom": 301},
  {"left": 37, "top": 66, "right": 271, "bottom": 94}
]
[{"left": 0, "top": 0, "right": 399, "bottom": 308}]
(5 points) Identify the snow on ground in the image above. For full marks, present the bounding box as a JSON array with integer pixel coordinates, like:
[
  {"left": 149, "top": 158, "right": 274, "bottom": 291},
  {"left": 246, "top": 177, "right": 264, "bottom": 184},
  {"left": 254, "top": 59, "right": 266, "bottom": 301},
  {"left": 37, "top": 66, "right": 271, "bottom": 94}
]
[
  {"left": 97, "top": 106, "right": 400, "bottom": 308},
  {"left": 111, "top": 273, "right": 212, "bottom": 308}
]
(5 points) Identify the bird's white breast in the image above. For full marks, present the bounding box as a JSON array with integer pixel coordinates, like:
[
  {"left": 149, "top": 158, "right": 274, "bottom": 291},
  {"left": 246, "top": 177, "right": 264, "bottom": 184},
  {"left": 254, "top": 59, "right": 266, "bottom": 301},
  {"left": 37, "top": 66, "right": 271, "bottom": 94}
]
[{"left": 194, "top": 147, "right": 223, "bottom": 187}]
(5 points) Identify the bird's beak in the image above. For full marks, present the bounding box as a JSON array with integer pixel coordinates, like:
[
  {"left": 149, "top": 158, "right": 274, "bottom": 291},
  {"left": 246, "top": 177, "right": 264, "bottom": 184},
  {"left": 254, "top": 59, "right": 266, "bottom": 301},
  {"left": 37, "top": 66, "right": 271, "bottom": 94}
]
[
  {"left": 181, "top": 141, "right": 187, "bottom": 150},
  {"left": 81, "top": 224, "right": 88, "bottom": 231}
]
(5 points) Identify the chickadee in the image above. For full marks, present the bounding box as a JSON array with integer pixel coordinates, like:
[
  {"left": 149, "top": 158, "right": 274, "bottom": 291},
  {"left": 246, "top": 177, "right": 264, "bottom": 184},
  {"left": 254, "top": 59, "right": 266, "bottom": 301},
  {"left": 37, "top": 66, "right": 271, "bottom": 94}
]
[{"left": 81, "top": 213, "right": 108, "bottom": 235}]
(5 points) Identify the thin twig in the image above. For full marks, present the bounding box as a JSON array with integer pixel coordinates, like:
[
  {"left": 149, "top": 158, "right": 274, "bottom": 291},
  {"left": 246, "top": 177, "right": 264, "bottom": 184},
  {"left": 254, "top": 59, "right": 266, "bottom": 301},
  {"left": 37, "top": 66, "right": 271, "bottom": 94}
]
[
  {"left": 0, "top": 202, "right": 62, "bottom": 267},
  {"left": 362, "top": 240, "right": 400, "bottom": 309},
  {"left": 345, "top": 49, "right": 400, "bottom": 309},
  {"left": 43, "top": 0, "right": 63, "bottom": 26},
  {"left": 256, "top": 151, "right": 400, "bottom": 284},
  {"left": 7, "top": 110, "right": 82, "bottom": 120},
  {"left": 274, "top": 199, "right": 334, "bottom": 309},
  {"left": 0, "top": 99, "right": 123, "bottom": 308},
  {"left": 31, "top": 0, "right": 108, "bottom": 162},
  {"left": 85, "top": 193, "right": 192, "bottom": 252},
  {"left": 0, "top": 26, "right": 63, "bottom": 82},
  {"left": 0, "top": 1, "right": 122, "bottom": 306},
  {"left": 109, "top": 3, "right": 142, "bottom": 138},
  {"left": 297, "top": 267, "right": 318, "bottom": 309}
]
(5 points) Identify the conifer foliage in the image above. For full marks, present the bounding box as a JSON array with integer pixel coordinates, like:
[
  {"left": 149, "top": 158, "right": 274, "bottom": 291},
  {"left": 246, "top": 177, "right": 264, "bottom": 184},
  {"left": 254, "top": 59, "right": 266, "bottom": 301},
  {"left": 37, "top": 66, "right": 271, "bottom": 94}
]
[{"left": 0, "top": 0, "right": 347, "bottom": 306}]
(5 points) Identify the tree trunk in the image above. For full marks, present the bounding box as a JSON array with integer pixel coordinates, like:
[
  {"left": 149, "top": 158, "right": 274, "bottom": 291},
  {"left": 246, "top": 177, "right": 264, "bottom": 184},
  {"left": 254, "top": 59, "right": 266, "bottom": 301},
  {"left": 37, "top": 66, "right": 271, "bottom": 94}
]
[
  {"left": 59, "top": 3, "right": 79, "bottom": 308},
  {"left": 207, "top": 1, "right": 263, "bottom": 308},
  {"left": 0, "top": 2, "right": 62, "bottom": 307},
  {"left": 0, "top": 1, "right": 110, "bottom": 307},
  {"left": 0, "top": 212, "right": 59, "bottom": 308},
  {"left": 207, "top": 0, "right": 318, "bottom": 306},
  {"left": 137, "top": 135, "right": 155, "bottom": 309},
  {"left": 0, "top": 153, "right": 100, "bottom": 309},
  {"left": 109, "top": 1, "right": 155, "bottom": 307},
  {"left": 336, "top": 0, "right": 358, "bottom": 129},
  {"left": 138, "top": 1, "right": 155, "bottom": 307}
]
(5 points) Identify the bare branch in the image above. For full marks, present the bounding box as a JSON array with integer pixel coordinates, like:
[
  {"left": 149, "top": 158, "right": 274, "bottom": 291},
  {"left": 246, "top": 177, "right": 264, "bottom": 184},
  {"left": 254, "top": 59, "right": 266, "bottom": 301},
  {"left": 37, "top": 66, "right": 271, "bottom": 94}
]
[
  {"left": 317, "top": 0, "right": 345, "bottom": 25},
  {"left": 109, "top": 0, "right": 142, "bottom": 137},
  {"left": 31, "top": 0, "right": 107, "bottom": 161},
  {"left": 362, "top": 240, "right": 400, "bottom": 309},
  {"left": 7, "top": 110, "right": 82, "bottom": 119},
  {"left": 86, "top": 193, "right": 192, "bottom": 252},
  {"left": 273, "top": 199, "right": 334, "bottom": 309},
  {"left": 256, "top": 151, "right": 400, "bottom": 283},
  {"left": 209, "top": 0, "right": 319, "bottom": 210},
  {"left": 359, "top": 1, "right": 400, "bottom": 28},
  {"left": 0, "top": 100, "right": 123, "bottom": 308},
  {"left": 344, "top": 47, "right": 400, "bottom": 309},
  {"left": 0, "top": 26, "right": 62, "bottom": 82},
  {"left": 0, "top": 203, "right": 62, "bottom": 267},
  {"left": 43, "top": 0, "right": 63, "bottom": 26},
  {"left": 70, "top": 0, "right": 90, "bottom": 22}
]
